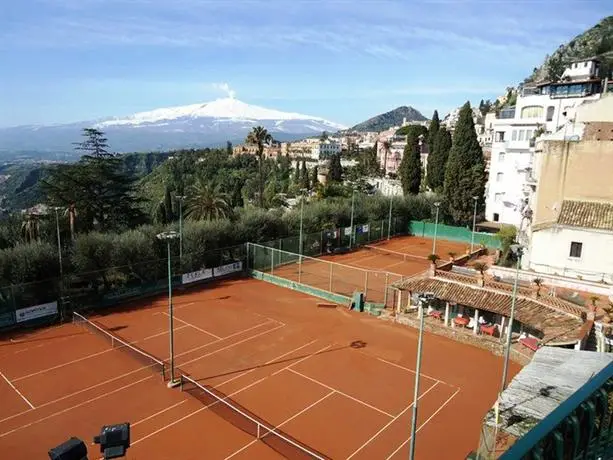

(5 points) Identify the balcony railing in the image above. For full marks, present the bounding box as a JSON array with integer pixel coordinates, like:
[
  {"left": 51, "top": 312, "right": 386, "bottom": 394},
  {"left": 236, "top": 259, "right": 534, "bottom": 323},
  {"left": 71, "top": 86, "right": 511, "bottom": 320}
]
[{"left": 499, "top": 361, "right": 613, "bottom": 460}]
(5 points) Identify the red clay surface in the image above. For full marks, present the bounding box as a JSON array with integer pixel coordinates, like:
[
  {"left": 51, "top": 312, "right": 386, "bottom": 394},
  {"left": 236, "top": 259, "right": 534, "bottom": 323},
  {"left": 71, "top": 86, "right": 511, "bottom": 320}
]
[{"left": 0, "top": 270, "right": 520, "bottom": 459}]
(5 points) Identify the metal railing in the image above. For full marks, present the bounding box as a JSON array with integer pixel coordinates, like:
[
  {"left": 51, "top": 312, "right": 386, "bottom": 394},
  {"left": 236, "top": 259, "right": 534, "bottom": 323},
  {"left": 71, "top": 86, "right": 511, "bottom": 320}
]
[{"left": 500, "top": 361, "right": 613, "bottom": 459}]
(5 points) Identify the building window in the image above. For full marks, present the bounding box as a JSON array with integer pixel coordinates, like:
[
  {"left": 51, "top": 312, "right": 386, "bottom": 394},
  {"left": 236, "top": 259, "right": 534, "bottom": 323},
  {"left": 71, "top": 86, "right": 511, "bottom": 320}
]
[
  {"left": 493, "top": 213, "right": 499, "bottom": 222},
  {"left": 521, "top": 106, "right": 544, "bottom": 119},
  {"left": 498, "top": 152, "right": 505, "bottom": 162},
  {"left": 546, "top": 106, "right": 555, "bottom": 121},
  {"left": 569, "top": 241, "right": 583, "bottom": 258},
  {"left": 494, "top": 193, "right": 503, "bottom": 203},
  {"left": 511, "top": 130, "right": 518, "bottom": 141},
  {"left": 518, "top": 130, "right": 525, "bottom": 141},
  {"left": 526, "top": 129, "right": 533, "bottom": 140},
  {"left": 496, "top": 172, "right": 504, "bottom": 182},
  {"left": 495, "top": 131, "right": 505, "bottom": 142}
]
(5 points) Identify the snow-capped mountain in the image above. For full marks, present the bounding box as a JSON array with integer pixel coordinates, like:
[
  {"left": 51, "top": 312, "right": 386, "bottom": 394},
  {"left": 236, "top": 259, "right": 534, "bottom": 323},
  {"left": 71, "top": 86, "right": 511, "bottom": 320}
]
[{"left": 0, "top": 98, "right": 346, "bottom": 157}]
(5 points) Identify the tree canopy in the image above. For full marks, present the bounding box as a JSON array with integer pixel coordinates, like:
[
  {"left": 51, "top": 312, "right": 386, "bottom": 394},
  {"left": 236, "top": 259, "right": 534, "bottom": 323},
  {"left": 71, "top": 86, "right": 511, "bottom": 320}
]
[{"left": 399, "top": 131, "right": 421, "bottom": 195}]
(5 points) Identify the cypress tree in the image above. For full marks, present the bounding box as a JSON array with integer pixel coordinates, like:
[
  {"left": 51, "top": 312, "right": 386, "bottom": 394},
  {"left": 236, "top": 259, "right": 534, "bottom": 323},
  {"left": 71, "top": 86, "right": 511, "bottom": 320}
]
[
  {"left": 293, "top": 160, "right": 300, "bottom": 183},
  {"left": 300, "top": 160, "right": 310, "bottom": 189},
  {"left": 426, "top": 127, "right": 452, "bottom": 192},
  {"left": 443, "top": 102, "right": 486, "bottom": 225},
  {"left": 399, "top": 132, "right": 421, "bottom": 195},
  {"left": 327, "top": 154, "right": 342, "bottom": 182},
  {"left": 427, "top": 110, "right": 440, "bottom": 153},
  {"left": 310, "top": 165, "right": 319, "bottom": 189}
]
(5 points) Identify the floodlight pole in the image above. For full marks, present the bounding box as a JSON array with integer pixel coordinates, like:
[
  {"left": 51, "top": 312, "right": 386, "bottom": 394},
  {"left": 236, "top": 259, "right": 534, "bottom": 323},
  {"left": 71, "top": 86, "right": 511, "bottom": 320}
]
[
  {"left": 157, "top": 231, "right": 180, "bottom": 388},
  {"left": 432, "top": 202, "right": 441, "bottom": 255},
  {"left": 409, "top": 295, "right": 428, "bottom": 460},
  {"left": 176, "top": 195, "right": 186, "bottom": 265},
  {"left": 470, "top": 196, "right": 478, "bottom": 253},
  {"left": 501, "top": 245, "right": 523, "bottom": 392},
  {"left": 387, "top": 194, "right": 393, "bottom": 240},
  {"left": 53, "top": 207, "right": 63, "bottom": 280},
  {"left": 350, "top": 189, "right": 356, "bottom": 248}
]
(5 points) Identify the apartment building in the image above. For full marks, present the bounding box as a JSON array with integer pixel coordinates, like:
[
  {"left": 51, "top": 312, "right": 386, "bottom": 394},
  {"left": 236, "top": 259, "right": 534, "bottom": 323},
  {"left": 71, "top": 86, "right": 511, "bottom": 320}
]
[{"left": 484, "top": 58, "right": 606, "bottom": 229}]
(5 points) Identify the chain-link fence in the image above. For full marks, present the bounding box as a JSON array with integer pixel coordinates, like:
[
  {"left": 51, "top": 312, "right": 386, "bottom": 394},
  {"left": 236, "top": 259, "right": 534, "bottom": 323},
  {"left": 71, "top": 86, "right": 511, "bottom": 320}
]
[{"left": 249, "top": 242, "right": 404, "bottom": 309}]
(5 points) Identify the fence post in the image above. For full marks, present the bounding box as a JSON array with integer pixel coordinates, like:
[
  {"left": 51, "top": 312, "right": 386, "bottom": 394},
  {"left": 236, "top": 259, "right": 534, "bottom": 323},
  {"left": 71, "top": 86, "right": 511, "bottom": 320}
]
[
  {"left": 10, "top": 284, "right": 16, "bottom": 313},
  {"left": 245, "top": 243, "right": 250, "bottom": 271},
  {"left": 329, "top": 264, "right": 333, "bottom": 292},
  {"left": 368, "top": 224, "right": 371, "bottom": 243},
  {"left": 271, "top": 248, "right": 274, "bottom": 276},
  {"left": 381, "top": 219, "right": 385, "bottom": 240},
  {"left": 384, "top": 272, "right": 389, "bottom": 306},
  {"left": 364, "top": 271, "right": 369, "bottom": 298},
  {"left": 298, "top": 254, "right": 302, "bottom": 284},
  {"left": 320, "top": 231, "right": 324, "bottom": 256}
]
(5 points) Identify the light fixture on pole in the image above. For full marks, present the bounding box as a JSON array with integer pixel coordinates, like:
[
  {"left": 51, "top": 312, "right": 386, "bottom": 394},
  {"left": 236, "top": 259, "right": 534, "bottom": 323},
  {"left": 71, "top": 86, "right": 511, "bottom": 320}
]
[
  {"left": 470, "top": 196, "right": 479, "bottom": 253},
  {"left": 175, "top": 195, "right": 187, "bottom": 264},
  {"left": 500, "top": 243, "right": 523, "bottom": 392},
  {"left": 387, "top": 194, "right": 393, "bottom": 240},
  {"left": 53, "top": 207, "right": 63, "bottom": 280},
  {"left": 409, "top": 292, "right": 433, "bottom": 460},
  {"left": 349, "top": 188, "right": 356, "bottom": 248},
  {"left": 432, "top": 202, "right": 441, "bottom": 255},
  {"left": 156, "top": 230, "right": 180, "bottom": 388},
  {"left": 299, "top": 189, "right": 307, "bottom": 257}
]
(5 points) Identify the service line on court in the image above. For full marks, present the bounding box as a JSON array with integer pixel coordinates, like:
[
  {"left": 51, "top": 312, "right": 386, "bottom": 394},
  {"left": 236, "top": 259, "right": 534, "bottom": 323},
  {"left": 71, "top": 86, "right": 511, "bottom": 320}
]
[
  {"left": 161, "top": 312, "right": 222, "bottom": 340},
  {"left": 224, "top": 390, "right": 336, "bottom": 460},
  {"left": 0, "top": 370, "right": 35, "bottom": 410},
  {"left": 385, "top": 386, "right": 461, "bottom": 460},
  {"left": 376, "top": 357, "right": 458, "bottom": 390},
  {"left": 129, "top": 343, "right": 333, "bottom": 453},
  {"left": 346, "top": 381, "right": 440, "bottom": 460}
]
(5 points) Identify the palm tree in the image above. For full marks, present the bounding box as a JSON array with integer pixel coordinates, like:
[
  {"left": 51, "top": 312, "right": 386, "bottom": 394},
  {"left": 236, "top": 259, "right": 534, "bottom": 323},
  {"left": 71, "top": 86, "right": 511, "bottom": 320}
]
[
  {"left": 532, "top": 278, "right": 544, "bottom": 297},
  {"left": 471, "top": 261, "right": 488, "bottom": 275},
  {"left": 381, "top": 140, "right": 392, "bottom": 176},
  {"left": 185, "top": 180, "right": 230, "bottom": 221},
  {"left": 427, "top": 253, "right": 440, "bottom": 264},
  {"left": 64, "top": 203, "right": 77, "bottom": 241},
  {"left": 246, "top": 126, "right": 273, "bottom": 208},
  {"left": 21, "top": 213, "right": 41, "bottom": 243}
]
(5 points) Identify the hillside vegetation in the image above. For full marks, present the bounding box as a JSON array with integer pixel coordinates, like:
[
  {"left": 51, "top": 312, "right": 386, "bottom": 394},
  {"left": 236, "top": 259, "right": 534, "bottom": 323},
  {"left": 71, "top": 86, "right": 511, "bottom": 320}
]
[{"left": 350, "top": 106, "right": 427, "bottom": 132}]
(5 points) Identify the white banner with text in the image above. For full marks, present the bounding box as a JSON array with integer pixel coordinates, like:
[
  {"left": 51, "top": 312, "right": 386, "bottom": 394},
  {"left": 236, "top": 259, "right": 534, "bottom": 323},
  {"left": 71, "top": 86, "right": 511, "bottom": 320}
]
[{"left": 15, "top": 301, "right": 58, "bottom": 323}]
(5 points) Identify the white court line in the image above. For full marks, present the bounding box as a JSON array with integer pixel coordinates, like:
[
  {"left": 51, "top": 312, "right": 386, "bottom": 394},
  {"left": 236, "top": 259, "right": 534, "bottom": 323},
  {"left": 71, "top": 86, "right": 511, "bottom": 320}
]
[
  {"left": 225, "top": 390, "right": 336, "bottom": 460},
  {"left": 376, "top": 357, "right": 458, "bottom": 389},
  {"left": 385, "top": 387, "right": 461, "bottom": 460},
  {"left": 161, "top": 312, "right": 222, "bottom": 340},
  {"left": 288, "top": 368, "right": 394, "bottom": 418},
  {"left": 176, "top": 323, "right": 285, "bottom": 368},
  {"left": 346, "top": 381, "right": 439, "bottom": 460},
  {"left": 0, "top": 320, "right": 279, "bottom": 426},
  {"left": 0, "top": 371, "right": 35, "bottom": 410},
  {"left": 0, "top": 376, "right": 152, "bottom": 438},
  {"left": 271, "top": 345, "right": 331, "bottom": 376},
  {"left": 13, "top": 348, "right": 116, "bottom": 382},
  {"left": 131, "top": 400, "right": 187, "bottom": 427},
  {"left": 153, "top": 302, "right": 195, "bottom": 314},
  {"left": 215, "top": 339, "right": 319, "bottom": 388},
  {"left": 142, "top": 325, "right": 189, "bottom": 341}
]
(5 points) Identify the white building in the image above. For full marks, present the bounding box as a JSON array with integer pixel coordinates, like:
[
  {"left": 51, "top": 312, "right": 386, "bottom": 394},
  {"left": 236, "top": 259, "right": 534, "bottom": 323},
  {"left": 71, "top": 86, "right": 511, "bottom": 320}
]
[
  {"left": 310, "top": 139, "right": 341, "bottom": 160},
  {"left": 485, "top": 58, "right": 605, "bottom": 229}
]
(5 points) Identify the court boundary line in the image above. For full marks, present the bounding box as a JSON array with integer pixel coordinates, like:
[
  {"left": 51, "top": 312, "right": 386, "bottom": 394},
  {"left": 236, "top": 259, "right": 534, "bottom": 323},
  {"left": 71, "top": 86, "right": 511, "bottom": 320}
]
[
  {"left": 376, "top": 357, "right": 458, "bottom": 390},
  {"left": 224, "top": 389, "right": 336, "bottom": 460},
  {"left": 152, "top": 302, "right": 195, "bottom": 314},
  {"left": 131, "top": 400, "right": 187, "bottom": 428},
  {"left": 130, "top": 343, "right": 333, "bottom": 453},
  {"left": 161, "top": 312, "right": 222, "bottom": 340},
  {"left": 0, "top": 370, "right": 35, "bottom": 410},
  {"left": 0, "top": 319, "right": 278, "bottom": 425},
  {"left": 0, "top": 376, "right": 153, "bottom": 439},
  {"left": 287, "top": 368, "right": 394, "bottom": 418},
  {"left": 346, "top": 381, "right": 440, "bottom": 460},
  {"left": 385, "top": 386, "right": 461, "bottom": 460},
  {"left": 142, "top": 324, "right": 190, "bottom": 341}
]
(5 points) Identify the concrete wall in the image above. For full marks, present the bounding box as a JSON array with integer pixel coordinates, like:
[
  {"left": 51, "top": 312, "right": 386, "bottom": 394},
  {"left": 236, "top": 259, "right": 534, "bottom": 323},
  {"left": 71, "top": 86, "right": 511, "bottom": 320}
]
[
  {"left": 530, "top": 226, "right": 613, "bottom": 283},
  {"left": 576, "top": 94, "right": 613, "bottom": 123},
  {"left": 533, "top": 140, "right": 613, "bottom": 226}
]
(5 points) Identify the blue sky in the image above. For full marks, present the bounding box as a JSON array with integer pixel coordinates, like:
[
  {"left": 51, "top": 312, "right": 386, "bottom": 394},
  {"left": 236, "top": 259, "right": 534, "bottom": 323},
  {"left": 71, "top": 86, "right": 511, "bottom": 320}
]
[{"left": 0, "top": 0, "right": 609, "bottom": 128}]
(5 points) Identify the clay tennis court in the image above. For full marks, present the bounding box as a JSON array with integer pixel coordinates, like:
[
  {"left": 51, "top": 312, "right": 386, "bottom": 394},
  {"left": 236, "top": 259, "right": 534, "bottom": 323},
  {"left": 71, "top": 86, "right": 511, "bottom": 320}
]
[{"left": 0, "top": 272, "right": 518, "bottom": 459}]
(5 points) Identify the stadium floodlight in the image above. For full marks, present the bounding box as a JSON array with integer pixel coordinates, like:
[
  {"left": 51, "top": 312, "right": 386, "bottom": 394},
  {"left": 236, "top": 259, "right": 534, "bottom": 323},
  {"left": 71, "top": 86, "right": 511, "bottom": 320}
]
[
  {"left": 93, "top": 423, "right": 131, "bottom": 459},
  {"left": 432, "top": 202, "right": 441, "bottom": 255},
  {"left": 48, "top": 437, "right": 88, "bottom": 460},
  {"left": 157, "top": 231, "right": 180, "bottom": 387}
]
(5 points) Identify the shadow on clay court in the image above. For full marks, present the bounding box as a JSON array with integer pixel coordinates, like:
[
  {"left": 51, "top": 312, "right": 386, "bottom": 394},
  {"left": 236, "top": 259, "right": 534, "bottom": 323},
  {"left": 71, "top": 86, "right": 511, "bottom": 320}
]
[
  {"left": 0, "top": 328, "right": 89, "bottom": 347},
  {"left": 191, "top": 340, "right": 368, "bottom": 383}
]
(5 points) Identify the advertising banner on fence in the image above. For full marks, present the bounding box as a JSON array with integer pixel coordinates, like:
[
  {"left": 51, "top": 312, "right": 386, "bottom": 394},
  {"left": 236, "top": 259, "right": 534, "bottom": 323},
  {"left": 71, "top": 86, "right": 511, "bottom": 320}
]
[
  {"left": 0, "top": 311, "right": 15, "bottom": 328},
  {"left": 361, "top": 224, "right": 369, "bottom": 233},
  {"left": 15, "top": 301, "right": 58, "bottom": 323},
  {"left": 213, "top": 261, "right": 243, "bottom": 278},
  {"left": 182, "top": 268, "right": 213, "bottom": 285}
]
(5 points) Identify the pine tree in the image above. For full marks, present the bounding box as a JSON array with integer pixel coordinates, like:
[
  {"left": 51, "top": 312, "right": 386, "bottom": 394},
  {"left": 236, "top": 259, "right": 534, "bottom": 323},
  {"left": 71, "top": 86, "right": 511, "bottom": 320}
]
[
  {"left": 226, "top": 141, "right": 233, "bottom": 156},
  {"left": 426, "top": 127, "right": 452, "bottom": 192},
  {"left": 427, "top": 110, "right": 440, "bottom": 154},
  {"left": 399, "top": 132, "right": 421, "bottom": 195},
  {"left": 443, "top": 102, "right": 486, "bottom": 225},
  {"left": 164, "top": 186, "right": 174, "bottom": 223},
  {"left": 327, "top": 154, "right": 342, "bottom": 182}
]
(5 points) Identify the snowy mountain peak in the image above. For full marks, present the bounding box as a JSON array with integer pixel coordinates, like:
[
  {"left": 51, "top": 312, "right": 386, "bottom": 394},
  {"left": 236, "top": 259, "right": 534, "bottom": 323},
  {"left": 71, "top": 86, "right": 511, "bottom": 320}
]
[{"left": 98, "top": 98, "right": 346, "bottom": 130}]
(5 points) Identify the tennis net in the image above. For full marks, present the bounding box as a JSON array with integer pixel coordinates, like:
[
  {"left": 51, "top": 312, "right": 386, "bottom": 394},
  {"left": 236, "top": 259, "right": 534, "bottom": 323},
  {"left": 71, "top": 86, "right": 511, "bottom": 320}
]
[
  {"left": 180, "top": 374, "right": 328, "bottom": 459},
  {"left": 73, "top": 312, "right": 166, "bottom": 380},
  {"left": 363, "top": 245, "right": 429, "bottom": 263}
]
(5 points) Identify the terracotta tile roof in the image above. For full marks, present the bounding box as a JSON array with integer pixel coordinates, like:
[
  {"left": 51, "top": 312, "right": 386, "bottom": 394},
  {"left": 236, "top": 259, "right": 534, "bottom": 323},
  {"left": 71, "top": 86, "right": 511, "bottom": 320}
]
[
  {"left": 394, "top": 272, "right": 586, "bottom": 345},
  {"left": 557, "top": 200, "right": 613, "bottom": 231}
]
